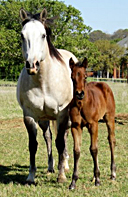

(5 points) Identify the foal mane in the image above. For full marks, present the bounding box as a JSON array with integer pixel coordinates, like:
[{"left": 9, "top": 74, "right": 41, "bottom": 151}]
[
  {"left": 75, "top": 62, "right": 83, "bottom": 68},
  {"left": 22, "top": 12, "right": 64, "bottom": 63},
  {"left": 74, "top": 61, "right": 88, "bottom": 80}
]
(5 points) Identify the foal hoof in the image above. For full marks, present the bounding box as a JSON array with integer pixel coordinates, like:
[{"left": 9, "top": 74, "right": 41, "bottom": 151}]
[
  {"left": 57, "top": 174, "right": 67, "bottom": 183},
  {"left": 111, "top": 175, "right": 116, "bottom": 181},
  {"left": 95, "top": 179, "right": 100, "bottom": 186},
  {"left": 69, "top": 184, "right": 75, "bottom": 190}
]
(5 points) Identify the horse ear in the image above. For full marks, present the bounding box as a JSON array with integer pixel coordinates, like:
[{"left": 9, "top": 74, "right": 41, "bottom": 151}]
[
  {"left": 82, "top": 57, "right": 88, "bottom": 68},
  {"left": 69, "top": 58, "right": 75, "bottom": 70},
  {"left": 40, "top": 8, "right": 47, "bottom": 22},
  {"left": 20, "top": 8, "right": 28, "bottom": 21}
]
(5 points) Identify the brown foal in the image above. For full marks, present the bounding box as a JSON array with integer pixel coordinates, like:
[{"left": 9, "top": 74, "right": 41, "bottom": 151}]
[{"left": 69, "top": 57, "right": 116, "bottom": 189}]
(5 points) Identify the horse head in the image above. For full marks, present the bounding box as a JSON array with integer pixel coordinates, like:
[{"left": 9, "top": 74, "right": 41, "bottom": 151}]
[
  {"left": 20, "top": 8, "right": 49, "bottom": 75},
  {"left": 69, "top": 57, "right": 88, "bottom": 100}
]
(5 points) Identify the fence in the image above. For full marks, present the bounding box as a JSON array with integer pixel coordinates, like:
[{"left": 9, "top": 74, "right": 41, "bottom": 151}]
[{"left": 88, "top": 77, "right": 127, "bottom": 83}]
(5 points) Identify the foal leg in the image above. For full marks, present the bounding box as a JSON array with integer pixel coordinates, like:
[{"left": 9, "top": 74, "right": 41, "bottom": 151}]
[
  {"left": 104, "top": 115, "right": 116, "bottom": 180},
  {"left": 89, "top": 122, "right": 100, "bottom": 186},
  {"left": 38, "top": 120, "right": 54, "bottom": 173},
  {"left": 24, "top": 116, "right": 38, "bottom": 184},
  {"left": 69, "top": 126, "right": 82, "bottom": 190}
]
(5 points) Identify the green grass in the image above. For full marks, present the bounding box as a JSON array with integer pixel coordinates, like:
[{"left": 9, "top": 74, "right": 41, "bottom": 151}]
[
  {"left": 0, "top": 79, "right": 17, "bottom": 86},
  {"left": 0, "top": 86, "right": 22, "bottom": 119},
  {"left": 0, "top": 82, "right": 128, "bottom": 196}
]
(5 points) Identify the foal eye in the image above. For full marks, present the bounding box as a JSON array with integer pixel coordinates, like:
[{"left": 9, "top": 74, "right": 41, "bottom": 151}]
[
  {"left": 77, "top": 72, "right": 80, "bottom": 77},
  {"left": 42, "top": 34, "right": 46, "bottom": 39}
]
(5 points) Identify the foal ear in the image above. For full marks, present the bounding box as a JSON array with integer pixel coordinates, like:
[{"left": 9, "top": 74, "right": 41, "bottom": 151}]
[
  {"left": 20, "top": 8, "right": 28, "bottom": 21},
  {"left": 69, "top": 58, "right": 75, "bottom": 70},
  {"left": 40, "top": 8, "right": 47, "bottom": 22},
  {"left": 82, "top": 57, "right": 88, "bottom": 68}
]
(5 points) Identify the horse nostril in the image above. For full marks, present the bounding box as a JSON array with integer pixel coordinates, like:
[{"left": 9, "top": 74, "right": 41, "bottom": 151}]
[
  {"left": 35, "top": 61, "right": 40, "bottom": 67},
  {"left": 26, "top": 61, "right": 30, "bottom": 69}
]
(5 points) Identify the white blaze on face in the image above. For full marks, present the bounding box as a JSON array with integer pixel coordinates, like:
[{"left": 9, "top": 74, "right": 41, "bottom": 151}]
[{"left": 21, "top": 20, "right": 47, "bottom": 65}]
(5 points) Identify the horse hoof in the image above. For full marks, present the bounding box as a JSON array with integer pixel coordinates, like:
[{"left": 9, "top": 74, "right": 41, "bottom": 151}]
[
  {"left": 64, "top": 168, "right": 69, "bottom": 173},
  {"left": 57, "top": 174, "right": 67, "bottom": 183},
  {"left": 47, "top": 169, "right": 55, "bottom": 174},
  {"left": 26, "top": 180, "right": 35, "bottom": 185}
]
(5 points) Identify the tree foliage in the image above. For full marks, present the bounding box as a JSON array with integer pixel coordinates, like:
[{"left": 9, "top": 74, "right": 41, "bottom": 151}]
[
  {"left": 89, "top": 30, "right": 111, "bottom": 42},
  {"left": 0, "top": 0, "right": 126, "bottom": 80},
  {"left": 89, "top": 29, "right": 128, "bottom": 43},
  {"left": 94, "top": 40, "right": 124, "bottom": 76},
  {"left": 0, "top": 0, "right": 93, "bottom": 80}
]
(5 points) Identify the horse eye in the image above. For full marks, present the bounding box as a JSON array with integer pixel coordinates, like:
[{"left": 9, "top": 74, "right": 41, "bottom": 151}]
[
  {"left": 42, "top": 34, "right": 46, "bottom": 39},
  {"left": 21, "top": 33, "right": 24, "bottom": 40}
]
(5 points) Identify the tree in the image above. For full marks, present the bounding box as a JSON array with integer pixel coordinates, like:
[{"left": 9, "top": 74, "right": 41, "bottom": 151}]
[
  {"left": 111, "top": 29, "right": 128, "bottom": 42},
  {"left": 89, "top": 30, "right": 111, "bottom": 42},
  {"left": 94, "top": 40, "right": 124, "bottom": 77},
  {"left": 0, "top": 0, "right": 92, "bottom": 80}
]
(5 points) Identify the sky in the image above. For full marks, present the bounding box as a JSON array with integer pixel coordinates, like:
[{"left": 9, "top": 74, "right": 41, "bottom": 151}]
[{"left": 60, "top": 0, "right": 128, "bottom": 34}]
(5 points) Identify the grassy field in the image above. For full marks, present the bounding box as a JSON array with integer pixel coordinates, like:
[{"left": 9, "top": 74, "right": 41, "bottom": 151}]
[{"left": 0, "top": 82, "right": 128, "bottom": 196}]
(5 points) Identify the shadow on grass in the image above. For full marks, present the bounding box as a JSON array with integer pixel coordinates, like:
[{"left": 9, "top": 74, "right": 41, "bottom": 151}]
[
  {"left": 0, "top": 164, "right": 68, "bottom": 188},
  {"left": 0, "top": 164, "right": 28, "bottom": 185},
  {"left": 0, "top": 164, "right": 55, "bottom": 186}
]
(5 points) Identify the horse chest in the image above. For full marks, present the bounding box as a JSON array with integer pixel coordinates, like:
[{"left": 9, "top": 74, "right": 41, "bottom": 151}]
[{"left": 21, "top": 88, "right": 59, "bottom": 119}]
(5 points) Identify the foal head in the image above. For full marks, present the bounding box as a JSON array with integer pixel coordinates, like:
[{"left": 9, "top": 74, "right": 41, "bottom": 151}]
[{"left": 69, "top": 58, "right": 88, "bottom": 100}]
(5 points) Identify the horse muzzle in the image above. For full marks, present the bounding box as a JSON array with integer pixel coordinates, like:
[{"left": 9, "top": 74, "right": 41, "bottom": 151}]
[
  {"left": 25, "top": 60, "right": 40, "bottom": 75},
  {"left": 75, "top": 90, "right": 85, "bottom": 100}
]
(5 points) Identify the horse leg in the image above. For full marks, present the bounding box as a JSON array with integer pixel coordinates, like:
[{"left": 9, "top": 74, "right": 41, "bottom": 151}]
[
  {"left": 104, "top": 115, "right": 116, "bottom": 180},
  {"left": 69, "top": 126, "right": 82, "bottom": 190},
  {"left": 52, "top": 121, "right": 69, "bottom": 172},
  {"left": 38, "top": 120, "right": 54, "bottom": 173},
  {"left": 63, "top": 129, "right": 69, "bottom": 172},
  {"left": 89, "top": 122, "right": 100, "bottom": 186},
  {"left": 24, "top": 116, "right": 38, "bottom": 184},
  {"left": 55, "top": 110, "right": 69, "bottom": 183}
]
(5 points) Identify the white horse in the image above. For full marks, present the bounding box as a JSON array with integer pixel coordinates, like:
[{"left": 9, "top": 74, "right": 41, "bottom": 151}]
[{"left": 17, "top": 8, "right": 77, "bottom": 184}]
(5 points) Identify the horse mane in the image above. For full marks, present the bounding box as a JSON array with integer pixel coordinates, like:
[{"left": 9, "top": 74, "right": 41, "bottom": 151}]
[
  {"left": 45, "top": 25, "right": 64, "bottom": 63},
  {"left": 22, "top": 13, "right": 64, "bottom": 63}
]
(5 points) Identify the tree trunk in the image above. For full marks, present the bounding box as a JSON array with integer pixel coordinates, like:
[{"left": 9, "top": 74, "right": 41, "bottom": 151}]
[{"left": 107, "top": 69, "right": 109, "bottom": 78}]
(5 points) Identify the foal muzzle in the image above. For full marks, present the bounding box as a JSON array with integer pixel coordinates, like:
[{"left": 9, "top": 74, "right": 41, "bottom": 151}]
[
  {"left": 25, "top": 60, "right": 40, "bottom": 75},
  {"left": 75, "top": 90, "right": 85, "bottom": 100}
]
